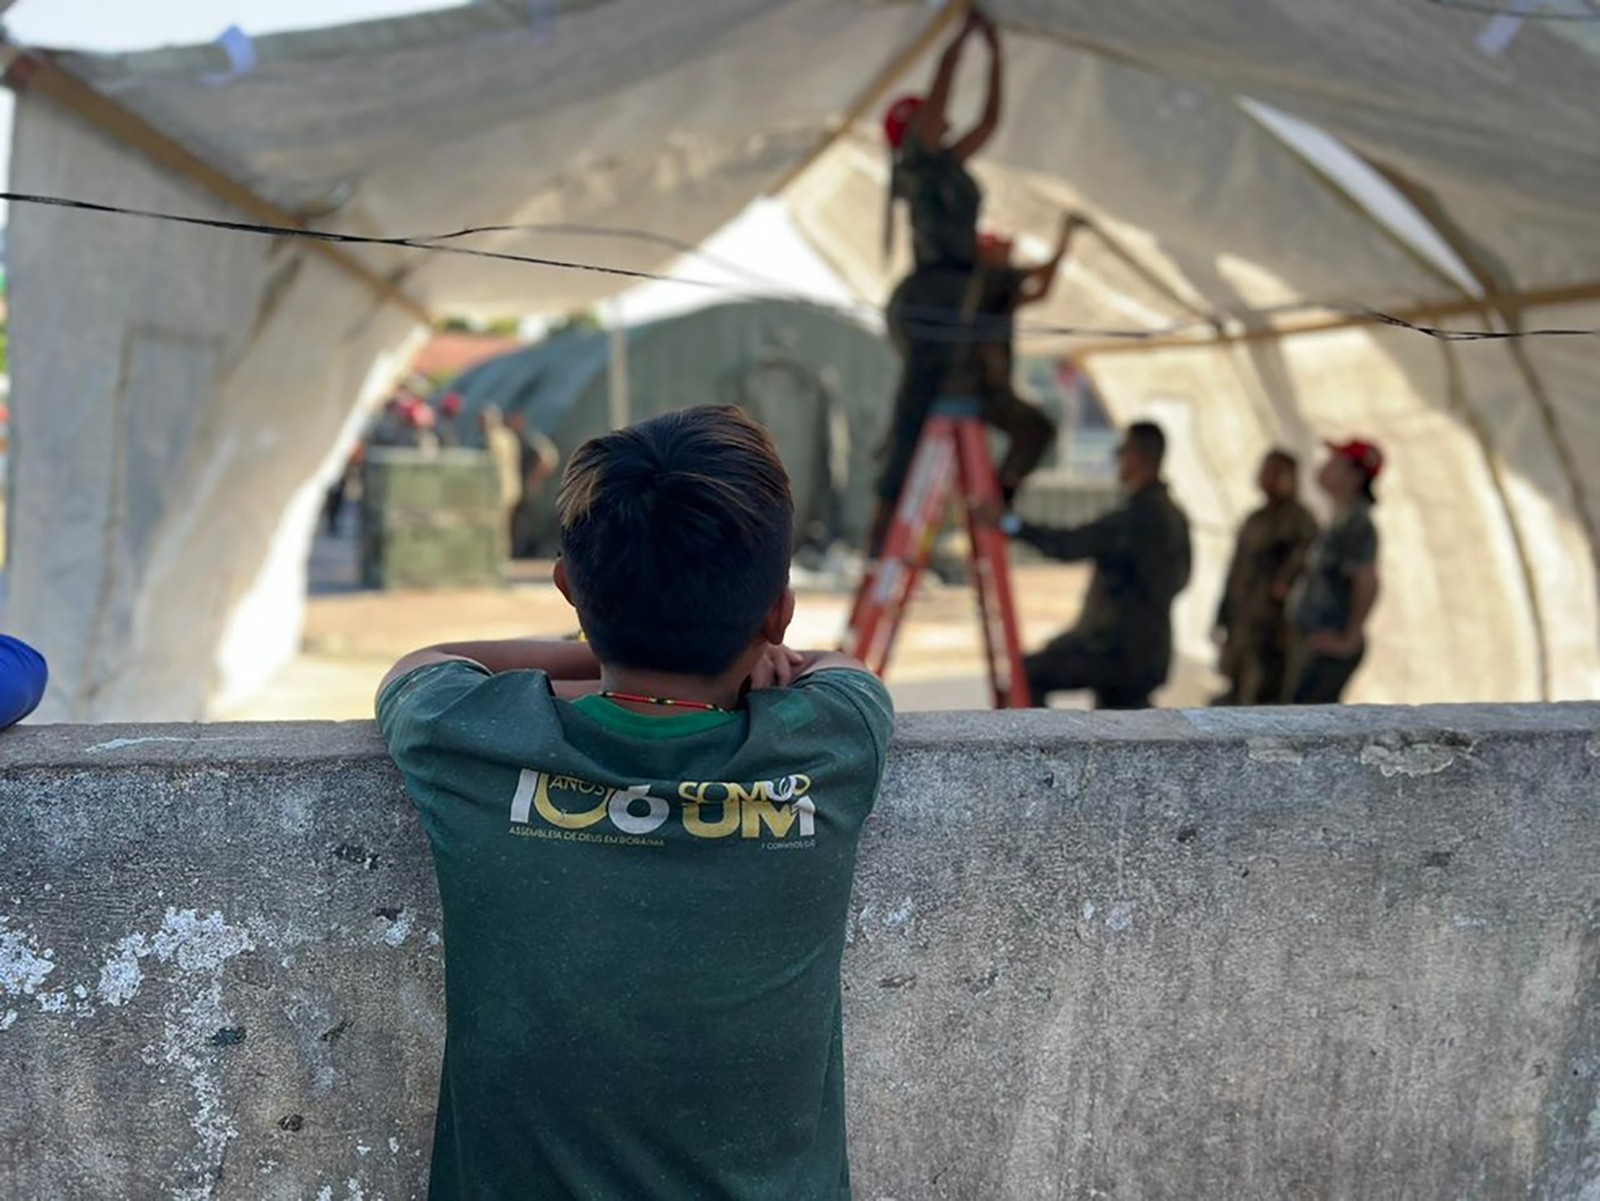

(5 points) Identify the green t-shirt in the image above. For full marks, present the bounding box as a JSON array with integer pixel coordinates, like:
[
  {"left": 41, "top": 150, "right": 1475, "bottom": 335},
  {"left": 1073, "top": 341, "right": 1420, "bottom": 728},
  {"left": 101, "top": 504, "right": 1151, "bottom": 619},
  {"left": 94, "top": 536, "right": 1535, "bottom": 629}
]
[{"left": 377, "top": 661, "right": 894, "bottom": 1201}]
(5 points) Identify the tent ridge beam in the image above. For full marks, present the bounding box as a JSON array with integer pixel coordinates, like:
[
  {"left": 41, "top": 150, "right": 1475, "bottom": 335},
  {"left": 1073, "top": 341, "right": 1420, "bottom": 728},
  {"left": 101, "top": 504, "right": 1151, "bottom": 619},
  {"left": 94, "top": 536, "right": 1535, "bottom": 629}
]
[{"left": 2, "top": 48, "right": 433, "bottom": 326}]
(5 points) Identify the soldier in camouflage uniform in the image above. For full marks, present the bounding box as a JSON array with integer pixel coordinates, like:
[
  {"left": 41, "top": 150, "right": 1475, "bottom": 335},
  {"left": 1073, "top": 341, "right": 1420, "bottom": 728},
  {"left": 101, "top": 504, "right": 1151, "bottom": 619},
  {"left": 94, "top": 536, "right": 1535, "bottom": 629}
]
[
  {"left": 967, "top": 216, "right": 1086, "bottom": 504},
  {"left": 1212, "top": 449, "right": 1319, "bottom": 705},
  {"left": 993, "top": 422, "right": 1193, "bottom": 710},
  {"left": 868, "top": 7, "right": 1003, "bottom": 554}
]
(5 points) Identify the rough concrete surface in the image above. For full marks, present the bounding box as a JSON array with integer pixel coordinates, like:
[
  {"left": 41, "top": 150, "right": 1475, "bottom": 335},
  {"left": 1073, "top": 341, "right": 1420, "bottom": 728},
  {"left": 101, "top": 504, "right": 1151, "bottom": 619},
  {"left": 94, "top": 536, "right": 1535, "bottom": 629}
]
[{"left": 2, "top": 707, "right": 1598, "bottom": 1199}]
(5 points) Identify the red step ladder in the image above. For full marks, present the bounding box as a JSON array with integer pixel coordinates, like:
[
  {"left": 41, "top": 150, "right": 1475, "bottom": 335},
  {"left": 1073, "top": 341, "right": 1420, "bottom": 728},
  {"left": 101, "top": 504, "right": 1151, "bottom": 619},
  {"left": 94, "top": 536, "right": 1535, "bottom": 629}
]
[{"left": 843, "top": 397, "right": 1030, "bottom": 708}]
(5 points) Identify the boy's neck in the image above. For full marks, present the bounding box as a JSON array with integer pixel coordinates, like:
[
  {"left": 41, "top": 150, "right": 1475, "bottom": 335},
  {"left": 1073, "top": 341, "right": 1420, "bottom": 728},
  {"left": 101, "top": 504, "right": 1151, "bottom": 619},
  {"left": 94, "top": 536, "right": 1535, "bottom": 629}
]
[{"left": 600, "top": 666, "right": 746, "bottom": 713}]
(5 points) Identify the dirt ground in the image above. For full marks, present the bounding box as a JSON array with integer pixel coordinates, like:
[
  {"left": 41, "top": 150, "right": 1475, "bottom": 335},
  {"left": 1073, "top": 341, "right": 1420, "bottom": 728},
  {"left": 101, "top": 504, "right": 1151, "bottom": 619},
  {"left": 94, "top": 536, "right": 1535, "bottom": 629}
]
[{"left": 224, "top": 533, "right": 1215, "bottom": 720}]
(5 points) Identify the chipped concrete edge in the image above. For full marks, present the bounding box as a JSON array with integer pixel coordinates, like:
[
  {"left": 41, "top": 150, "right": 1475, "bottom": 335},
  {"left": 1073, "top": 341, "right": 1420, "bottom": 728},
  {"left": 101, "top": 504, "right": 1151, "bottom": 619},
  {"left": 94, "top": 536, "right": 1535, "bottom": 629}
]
[{"left": 0, "top": 705, "right": 1593, "bottom": 770}]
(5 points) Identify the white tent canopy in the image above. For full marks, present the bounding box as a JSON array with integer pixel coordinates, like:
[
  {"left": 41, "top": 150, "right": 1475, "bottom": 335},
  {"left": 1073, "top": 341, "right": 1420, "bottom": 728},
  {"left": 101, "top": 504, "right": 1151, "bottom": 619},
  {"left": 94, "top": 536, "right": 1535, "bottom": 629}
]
[{"left": 6, "top": 0, "right": 1596, "bottom": 718}]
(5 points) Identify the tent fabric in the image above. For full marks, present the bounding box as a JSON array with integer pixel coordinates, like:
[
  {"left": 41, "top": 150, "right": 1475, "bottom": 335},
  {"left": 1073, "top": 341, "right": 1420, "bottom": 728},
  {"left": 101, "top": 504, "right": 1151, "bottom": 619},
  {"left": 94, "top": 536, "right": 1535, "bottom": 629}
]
[{"left": 6, "top": 0, "right": 1597, "bottom": 718}]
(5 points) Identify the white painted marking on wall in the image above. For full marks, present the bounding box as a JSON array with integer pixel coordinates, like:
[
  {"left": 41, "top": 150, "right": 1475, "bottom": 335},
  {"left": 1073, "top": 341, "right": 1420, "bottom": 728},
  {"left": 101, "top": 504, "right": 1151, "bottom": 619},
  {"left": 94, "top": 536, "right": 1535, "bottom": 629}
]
[
  {"left": 98, "top": 932, "right": 151, "bottom": 1006},
  {"left": 0, "top": 918, "right": 56, "bottom": 997},
  {"left": 388, "top": 1137, "right": 400, "bottom": 1155},
  {"left": 1359, "top": 741, "right": 1459, "bottom": 778},
  {"left": 152, "top": 909, "right": 253, "bottom": 973},
  {"left": 1246, "top": 739, "right": 1304, "bottom": 765},
  {"left": 144, "top": 908, "right": 256, "bottom": 1201},
  {"left": 85, "top": 736, "right": 192, "bottom": 753},
  {"left": 378, "top": 911, "right": 413, "bottom": 948},
  {"left": 1, "top": 1009, "right": 17, "bottom": 1030},
  {"left": 1106, "top": 903, "right": 1135, "bottom": 933}
]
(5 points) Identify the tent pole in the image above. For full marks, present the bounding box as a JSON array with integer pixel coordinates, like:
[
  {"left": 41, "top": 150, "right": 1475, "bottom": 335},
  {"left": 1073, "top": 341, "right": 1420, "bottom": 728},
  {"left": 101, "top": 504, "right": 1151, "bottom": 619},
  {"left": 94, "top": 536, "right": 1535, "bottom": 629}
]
[
  {"left": 1074, "top": 275, "right": 1600, "bottom": 359},
  {"left": 2, "top": 48, "right": 434, "bottom": 326},
  {"left": 607, "top": 302, "right": 631, "bottom": 432},
  {"left": 765, "top": 0, "right": 972, "bottom": 197},
  {"left": 1079, "top": 223, "right": 1213, "bottom": 325}
]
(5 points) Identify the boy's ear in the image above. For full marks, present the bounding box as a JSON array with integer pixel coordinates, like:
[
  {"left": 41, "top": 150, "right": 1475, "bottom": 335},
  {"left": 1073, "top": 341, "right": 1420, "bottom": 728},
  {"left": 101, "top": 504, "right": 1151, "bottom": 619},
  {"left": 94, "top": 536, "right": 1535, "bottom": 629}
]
[
  {"left": 553, "top": 558, "right": 574, "bottom": 607},
  {"left": 760, "top": 587, "right": 796, "bottom": 647}
]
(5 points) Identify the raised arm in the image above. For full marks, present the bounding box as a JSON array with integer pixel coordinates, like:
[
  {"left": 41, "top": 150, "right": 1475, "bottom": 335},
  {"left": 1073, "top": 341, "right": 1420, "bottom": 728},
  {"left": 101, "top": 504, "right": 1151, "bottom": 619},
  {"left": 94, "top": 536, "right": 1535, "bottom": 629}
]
[
  {"left": 910, "top": 6, "right": 982, "bottom": 150},
  {"left": 1018, "top": 212, "right": 1089, "bottom": 306},
  {"left": 377, "top": 638, "right": 600, "bottom": 703},
  {"left": 949, "top": 9, "right": 1003, "bottom": 163}
]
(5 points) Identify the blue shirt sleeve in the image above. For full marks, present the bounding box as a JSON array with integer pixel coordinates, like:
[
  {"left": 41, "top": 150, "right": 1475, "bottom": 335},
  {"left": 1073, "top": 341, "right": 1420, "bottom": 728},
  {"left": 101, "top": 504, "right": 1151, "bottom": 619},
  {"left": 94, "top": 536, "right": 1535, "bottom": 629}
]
[{"left": 0, "top": 635, "right": 48, "bottom": 728}]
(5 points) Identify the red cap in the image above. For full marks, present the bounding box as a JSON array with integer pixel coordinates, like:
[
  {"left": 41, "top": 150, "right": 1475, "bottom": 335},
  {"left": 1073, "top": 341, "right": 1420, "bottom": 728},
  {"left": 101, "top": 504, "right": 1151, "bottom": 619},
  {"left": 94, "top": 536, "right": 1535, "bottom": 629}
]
[
  {"left": 883, "top": 94, "right": 924, "bottom": 150},
  {"left": 440, "top": 392, "right": 463, "bottom": 417},
  {"left": 1327, "top": 438, "right": 1384, "bottom": 481}
]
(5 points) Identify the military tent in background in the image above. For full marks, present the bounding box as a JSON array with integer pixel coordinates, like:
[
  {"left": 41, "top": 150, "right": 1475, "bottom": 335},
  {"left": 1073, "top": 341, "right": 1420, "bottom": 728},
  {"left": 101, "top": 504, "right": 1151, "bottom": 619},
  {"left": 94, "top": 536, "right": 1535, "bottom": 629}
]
[
  {"left": 439, "top": 300, "right": 899, "bottom": 555},
  {"left": 433, "top": 299, "right": 1098, "bottom": 556},
  {"left": 3, "top": 0, "right": 1596, "bottom": 717}
]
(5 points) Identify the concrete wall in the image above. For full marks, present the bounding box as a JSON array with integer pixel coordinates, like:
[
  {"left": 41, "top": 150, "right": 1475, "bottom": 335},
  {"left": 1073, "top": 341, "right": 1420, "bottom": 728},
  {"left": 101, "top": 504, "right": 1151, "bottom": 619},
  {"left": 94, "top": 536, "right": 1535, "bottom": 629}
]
[{"left": 2, "top": 708, "right": 1598, "bottom": 1200}]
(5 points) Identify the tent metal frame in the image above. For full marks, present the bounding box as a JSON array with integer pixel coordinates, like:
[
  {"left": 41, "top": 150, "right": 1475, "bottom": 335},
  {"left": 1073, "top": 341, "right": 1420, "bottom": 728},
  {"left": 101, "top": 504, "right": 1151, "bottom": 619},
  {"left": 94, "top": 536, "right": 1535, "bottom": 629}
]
[{"left": 1072, "top": 276, "right": 1600, "bottom": 358}]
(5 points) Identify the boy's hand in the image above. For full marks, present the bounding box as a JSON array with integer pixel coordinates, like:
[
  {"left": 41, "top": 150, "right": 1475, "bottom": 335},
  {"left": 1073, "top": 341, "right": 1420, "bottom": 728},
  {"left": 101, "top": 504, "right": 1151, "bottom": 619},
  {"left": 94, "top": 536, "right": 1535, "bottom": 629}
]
[{"left": 748, "top": 643, "right": 805, "bottom": 691}]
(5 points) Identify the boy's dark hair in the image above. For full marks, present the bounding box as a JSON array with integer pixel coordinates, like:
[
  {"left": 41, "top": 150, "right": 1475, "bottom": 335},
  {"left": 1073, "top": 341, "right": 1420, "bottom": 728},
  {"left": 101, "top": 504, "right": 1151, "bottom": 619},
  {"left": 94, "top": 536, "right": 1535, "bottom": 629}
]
[
  {"left": 1126, "top": 421, "right": 1167, "bottom": 469},
  {"left": 557, "top": 406, "right": 793, "bottom": 675}
]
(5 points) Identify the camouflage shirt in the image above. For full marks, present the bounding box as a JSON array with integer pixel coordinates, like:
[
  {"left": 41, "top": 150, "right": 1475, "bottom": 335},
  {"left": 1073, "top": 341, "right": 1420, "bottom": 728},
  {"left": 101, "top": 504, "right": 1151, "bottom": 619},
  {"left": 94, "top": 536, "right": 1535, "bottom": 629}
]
[
  {"left": 1217, "top": 498, "right": 1319, "bottom": 632},
  {"left": 892, "top": 136, "right": 981, "bottom": 270},
  {"left": 1016, "top": 482, "right": 1193, "bottom": 690}
]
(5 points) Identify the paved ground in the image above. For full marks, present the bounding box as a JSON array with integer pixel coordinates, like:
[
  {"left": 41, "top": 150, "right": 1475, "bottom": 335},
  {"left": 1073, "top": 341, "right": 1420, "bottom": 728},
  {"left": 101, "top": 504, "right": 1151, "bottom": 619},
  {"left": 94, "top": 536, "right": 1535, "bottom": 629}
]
[{"left": 224, "top": 530, "right": 1215, "bottom": 720}]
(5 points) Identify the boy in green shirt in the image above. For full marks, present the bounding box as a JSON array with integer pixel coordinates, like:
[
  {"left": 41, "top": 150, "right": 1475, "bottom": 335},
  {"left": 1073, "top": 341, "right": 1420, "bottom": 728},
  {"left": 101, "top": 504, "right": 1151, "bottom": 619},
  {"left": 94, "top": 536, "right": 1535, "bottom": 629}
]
[{"left": 376, "top": 405, "right": 894, "bottom": 1200}]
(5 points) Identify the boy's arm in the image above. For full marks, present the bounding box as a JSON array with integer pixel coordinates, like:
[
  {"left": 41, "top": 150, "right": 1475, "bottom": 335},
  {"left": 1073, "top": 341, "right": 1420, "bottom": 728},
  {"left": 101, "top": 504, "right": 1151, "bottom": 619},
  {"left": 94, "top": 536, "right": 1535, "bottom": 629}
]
[
  {"left": 746, "top": 646, "right": 870, "bottom": 693},
  {"left": 377, "top": 639, "right": 600, "bottom": 704},
  {"left": 795, "top": 650, "right": 871, "bottom": 679}
]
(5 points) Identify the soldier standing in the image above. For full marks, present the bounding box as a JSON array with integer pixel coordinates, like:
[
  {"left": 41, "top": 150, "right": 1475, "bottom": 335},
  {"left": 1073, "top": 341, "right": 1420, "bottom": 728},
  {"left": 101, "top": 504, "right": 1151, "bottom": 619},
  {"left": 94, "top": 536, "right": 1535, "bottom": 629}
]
[
  {"left": 1212, "top": 449, "right": 1318, "bottom": 705},
  {"left": 1288, "top": 439, "right": 1383, "bottom": 704}
]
